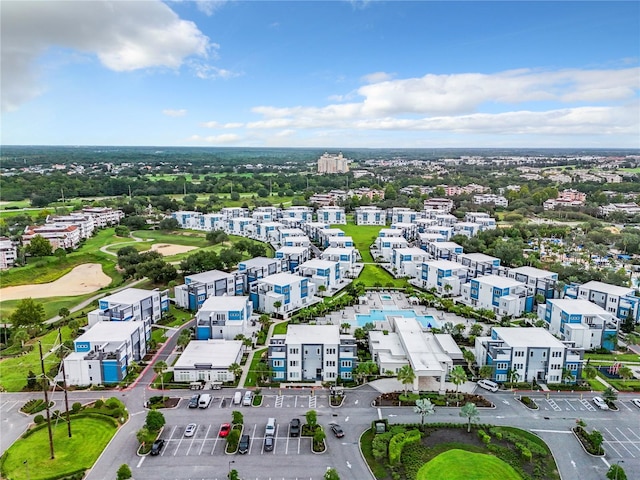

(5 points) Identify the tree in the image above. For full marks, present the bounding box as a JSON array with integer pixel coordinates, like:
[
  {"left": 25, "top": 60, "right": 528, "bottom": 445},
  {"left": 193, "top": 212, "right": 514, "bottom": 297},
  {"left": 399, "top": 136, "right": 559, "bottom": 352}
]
[
  {"left": 313, "top": 427, "right": 326, "bottom": 449},
  {"left": 414, "top": 398, "right": 435, "bottom": 426},
  {"left": 273, "top": 301, "right": 282, "bottom": 315},
  {"left": 58, "top": 307, "right": 70, "bottom": 320},
  {"left": 354, "top": 361, "right": 378, "bottom": 384},
  {"left": 114, "top": 225, "right": 130, "bottom": 237},
  {"left": 340, "top": 322, "right": 351, "bottom": 334},
  {"left": 158, "top": 217, "right": 181, "bottom": 231},
  {"left": 449, "top": 366, "right": 468, "bottom": 392},
  {"left": 583, "top": 365, "right": 597, "bottom": 380},
  {"left": 479, "top": 365, "right": 493, "bottom": 380},
  {"left": 228, "top": 470, "right": 240, "bottom": 480},
  {"left": 620, "top": 312, "right": 635, "bottom": 334},
  {"left": 10, "top": 298, "right": 45, "bottom": 328},
  {"left": 116, "top": 464, "right": 132, "bottom": 480},
  {"left": 459, "top": 402, "right": 480, "bottom": 433},
  {"left": 26, "top": 370, "right": 38, "bottom": 389},
  {"left": 469, "top": 323, "right": 484, "bottom": 337},
  {"left": 136, "top": 426, "right": 150, "bottom": 445},
  {"left": 397, "top": 364, "right": 416, "bottom": 395},
  {"left": 604, "top": 332, "right": 619, "bottom": 351},
  {"left": 177, "top": 330, "right": 191, "bottom": 349},
  {"left": 25, "top": 235, "right": 53, "bottom": 257},
  {"left": 324, "top": 468, "right": 340, "bottom": 480},
  {"left": 145, "top": 410, "right": 165, "bottom": 432},
  {"left": 506, "top": 368, "right": 520, "bottom": 383},
  {"left": 463, "top": 350, "right": 476, "bottom": 374},
  {"left": 153, "top": 361, "right": 168, "bottom": 390},
  {"left": 603, "top": 387, "right": 618, "bottom": 405},
  {"left": 619, "top": 366, "right": 634, "bottom": 384},
  {"left": 229, "top": 362, "right": 243, "bottom": 380},
  {"left": 206, "top": 229, "right": 229, "bottom": 245},
  {"left": 305, "top": 409, "right": 317, "bottom": 428},
  {"left": 606, "top": 464, "right": 627, "bottom": 480},
  {"left": 13, "top": 329, "right": 29, "bottom": 348}
]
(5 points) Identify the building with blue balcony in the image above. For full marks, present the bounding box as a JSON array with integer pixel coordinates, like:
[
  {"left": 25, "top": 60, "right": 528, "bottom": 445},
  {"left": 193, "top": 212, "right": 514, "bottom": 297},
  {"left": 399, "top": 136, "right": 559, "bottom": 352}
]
[
  {"left": 452, "top": 222, "right": 482, "bottom": 238},
  {"left": 427, "top": 241, "right": 463, "bottom": 260},
  {"left": 566, "top": 280, "right": 640, "bottom": 323},
  {"left": 297, "top": 259, "right": 342, "bottom": 292},
  {"left": 172, "top": 210, "right": 200, "bottom": 229},
  {"left": 390, "top": 223, "right": 418, "bottom": 242},
  {"left": 415, "top": 218, "right": 438, "bottom": 233},
  {"left": 254, "top": 221, "right": 284, "bottom": 242},
  {"left": 424, "top": 225, "right": 454, "bottom": 241},
  {"left": 355, "top": 206, "right": 386, "bottom": 226},
  {"left": 317, "top": 228, "right": 345, "bottom": 248},
  {"left": 87, "top": 288, "right": 168, "bottom": 328},
  {"left": 321, "top": 247, "right": 359, "bottom": 278},
  {"left": 275, "top": 246, "right": 311, "bottom": 272},
  {"left": 62, "top": 321, "right": 146, "bottom": 386},
  {"left": 389, "top": 207, "right": 420, "bottom": 224},
  {"left": 475, "top": 327, "right": 582, "bottom": 384},
  {"left": 417, "top": 232, "right": 446, "bottom": 251},
  {"left": 283, "top": 235, "right": 311, "bottom": 248},
  {"left": 227, "top": 217, "right": 255, "bottom": 236},
  {"left": 506, "top": 266, "right": 558, "bottom": 301},
  {"left": 268, "top": 325, "right": 356, "bottom": 382},
  {"left": 461, "top": 275, "right": 533, "bottom": 317},
  {"left": 301, "top": 222, "right": 330, "bottom": 242},
  {"left": 391, "top": 247, "right": 430, "bottom": 278},
  {"left": 418, "top": 260, "right": 469, "bottom": 296},
  {"left": 237, "top": 257, "right": 285, "bottom": 294},
  {"left": 317, "top": 206, "right": 346, "bottom": 224},
  {"left": 251, "top": 272, "right": 317, "bottom": 315},
  {"left": 538, "top": 299, "right": 619, "bottom": 350},
  {"left": 195, "top": 296, "right": 253, "bottom": 340},
  {"left": 174, "top": 270, "right": 237, "bottom": 311},
  {"left": 450, "top": 253, "right": 500, "bottom": 278},
  {"left": 283, "top": 206, "right": 314, "bottom": 222},
  {"left": 327, "top": 235, "right": 354, "bottom": 248},
  {"left": 374, "top": 236, "right": 408, "bottom": 263},
  {"left": 464, "top": 212, "right": 497, "bottom": 230}
]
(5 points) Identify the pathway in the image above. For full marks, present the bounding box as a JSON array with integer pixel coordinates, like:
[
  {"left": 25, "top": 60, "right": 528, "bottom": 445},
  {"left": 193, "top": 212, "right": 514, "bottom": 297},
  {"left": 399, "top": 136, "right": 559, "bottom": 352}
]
[{"left": 98, "top": 233, "right": 153, "bottom": 257}]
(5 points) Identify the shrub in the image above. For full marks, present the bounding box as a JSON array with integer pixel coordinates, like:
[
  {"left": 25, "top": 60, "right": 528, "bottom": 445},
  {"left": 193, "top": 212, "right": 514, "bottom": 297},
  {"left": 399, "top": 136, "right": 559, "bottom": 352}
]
[
  {"left": 94, "top": 399, "right": 104, "bottom": 408},
  {"left": 388, "top": 429, "right": 421, "bottom": 465},
  {"left": 34, "top": 414, "right": 45, "bottom": 424},
  {"left": 71, "top": 402, "right": 82, "bottom": 413},
  {"left": 226, "top": 428, "right": 240, "bottom": 451}
]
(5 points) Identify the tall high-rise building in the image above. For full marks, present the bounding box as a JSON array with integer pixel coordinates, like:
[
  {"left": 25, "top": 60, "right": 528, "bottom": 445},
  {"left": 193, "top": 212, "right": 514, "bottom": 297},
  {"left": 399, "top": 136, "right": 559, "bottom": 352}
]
[{"left": 317, "top": 152, "right": 349, "bottom": 174}]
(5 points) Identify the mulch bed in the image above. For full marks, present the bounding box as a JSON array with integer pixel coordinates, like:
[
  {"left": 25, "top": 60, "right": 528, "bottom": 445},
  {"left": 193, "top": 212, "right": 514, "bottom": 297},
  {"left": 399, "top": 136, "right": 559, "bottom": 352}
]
[{"left": 374, "top": 392, "right": 493, "bottom": 408}]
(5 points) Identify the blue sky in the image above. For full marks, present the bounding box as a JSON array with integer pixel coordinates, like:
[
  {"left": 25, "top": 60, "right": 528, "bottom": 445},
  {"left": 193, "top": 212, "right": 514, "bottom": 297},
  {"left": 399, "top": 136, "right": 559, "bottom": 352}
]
[{"left": 1, "top": 1, "right": 639, "bottom": 148}]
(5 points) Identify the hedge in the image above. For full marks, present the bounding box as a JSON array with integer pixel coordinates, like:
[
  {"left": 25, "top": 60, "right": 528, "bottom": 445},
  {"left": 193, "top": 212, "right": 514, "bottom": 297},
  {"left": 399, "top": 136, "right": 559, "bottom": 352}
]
[{"left": 388, "top": 429, "right": 421, "bottom": 466}]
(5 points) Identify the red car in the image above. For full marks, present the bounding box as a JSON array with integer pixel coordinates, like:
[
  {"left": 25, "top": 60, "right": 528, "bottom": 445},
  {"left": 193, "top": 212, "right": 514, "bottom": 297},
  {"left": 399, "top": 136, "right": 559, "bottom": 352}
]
[{"left": 219, "top": 423, "right": 231, "bottom": 438}]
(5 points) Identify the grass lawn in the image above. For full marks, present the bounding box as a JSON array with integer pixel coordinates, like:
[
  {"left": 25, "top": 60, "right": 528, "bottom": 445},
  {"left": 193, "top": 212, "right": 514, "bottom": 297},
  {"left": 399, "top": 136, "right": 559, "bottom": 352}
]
[
  {"left": 358, "top": 264, "right": 409, "bottom": 288},
  {"left": 334, "top": 222, "right": 383, "bottom": 263},
  {"left": 0, "top": 293, "right": 96, "bottom": 323},
  {"left": 244, "top": 348, "right": 268, "bottom": 387},
  {"left": 417, "top": 449, "right": 522, "bottom": 480},
  {"left": 586, "top": 378, "right": 607, "bottom": 391},
  {"left": 272, "top": 321, "right": 288, "bottom": 335},
  {"left": 584, "top": 353, "right": 640, "bottom": 362},
  {"left": 0, "top": 327, "right": 72, "bottom": 392},
  {"left": 151, "top": 327, "right": 168, "bottom": 345},
  {"left": 131, "top": 230, "right": 210, "bottom": 247},
  {"left": 0, "top": 416, "right": 117, "bottom": 480}
]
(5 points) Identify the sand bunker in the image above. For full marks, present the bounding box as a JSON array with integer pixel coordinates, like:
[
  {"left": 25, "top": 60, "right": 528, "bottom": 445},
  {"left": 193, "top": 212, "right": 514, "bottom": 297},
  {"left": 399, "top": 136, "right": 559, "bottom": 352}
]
[
  {"left": 0, "top": 263, "right": 111, "bottom": 301},
  {"left": 150, "top": 243, "right": 198, "bottom": 256}
]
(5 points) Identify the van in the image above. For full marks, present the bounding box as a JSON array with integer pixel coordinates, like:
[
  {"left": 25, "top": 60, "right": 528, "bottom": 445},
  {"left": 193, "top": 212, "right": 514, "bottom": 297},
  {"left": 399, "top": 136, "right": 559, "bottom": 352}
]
[
  {"left": 243, "top": 390, "right": 253, "bottom": 406},
  {"left": 265, "top": 417, "right": 276, "bottom": 437},
  {"left": 477, "top": 379, "right": 499, "bottom": 393},
  {"left": 233, "top": 391, "right": 242, "bottom": 405},
  {"left": 198, "top": 393, "right": 212, "bottom": 408}
]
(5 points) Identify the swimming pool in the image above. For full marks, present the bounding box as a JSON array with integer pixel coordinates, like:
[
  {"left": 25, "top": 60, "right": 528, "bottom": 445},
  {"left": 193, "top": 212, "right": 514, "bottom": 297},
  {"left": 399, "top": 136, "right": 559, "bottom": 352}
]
[
  {"left": 380, "top": 294, "right": 393, "bottom": 301},
  {"left": 355, "top": 309, "right": 439, "bottom": 329}
]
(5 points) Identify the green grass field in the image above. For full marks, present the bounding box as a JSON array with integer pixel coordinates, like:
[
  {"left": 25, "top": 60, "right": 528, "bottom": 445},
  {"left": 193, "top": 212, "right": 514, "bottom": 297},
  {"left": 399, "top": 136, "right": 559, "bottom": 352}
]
[
  {"left": 0, "top": 416, "right": 118, "bottom": 480},
  {"left": 359, "top": 264, "right": 409, "bottom": 288},
  {"left": 333, "top": 222, "right": 383, "bottom": 263},
  {"left": 417, "top": 449, "right": 522, "bottom": 480},
  {"left": 584, "top": 353, "right": 640, "bottom": 362},
  {"left": 272, "top": 321, "right": 288, "bottom": 335},
  {"left": 0, "top": 293, "right": 96, "bottom": 323},
  {"left": 244, "top": 348, "right": 268, "bottom": 387},
  {"left": 0, "top": 327, "right": 72, "bottom": 391},
  {"left": 619, "top": 167, "right": 640, "bottom": 174}
]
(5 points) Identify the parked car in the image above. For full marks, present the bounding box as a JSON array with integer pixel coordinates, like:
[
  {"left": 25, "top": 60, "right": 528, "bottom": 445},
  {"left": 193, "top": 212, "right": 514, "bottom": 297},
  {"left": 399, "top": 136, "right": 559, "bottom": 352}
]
[
  {"left": 477, "top": 379, "right": 499, "bottom": 393},
  {"left": 632, "top": 399, "right": 640, "bottom": 409},
  {"left": 188, "top": 394, "right": 200, "bottom": 408},
  {"left": 184, "top": 423, "right": 197, "bottom": 437},
  {"left": 330, "top": 424, "right": 344, "bottom": 438},
  {"left": 289, "top": 418, "right": 301, "bottom": 437},
  {"left": 593, "top": 396, "right": 609, "bottom": 410},
  {"left": 243, "top": 390, "right": 253, "bottom": 406},
  {"left": 219, "top": 423, "right": 231, "bottom": 437},
  {"left": 150, "top": 439, "right": 165, "bottom": 456},
  {"left": 264, "top": 435, "right": 274, "bottom": 452},
  {"left": 238, "top": 434, "right": 250, "bottom": 454}
]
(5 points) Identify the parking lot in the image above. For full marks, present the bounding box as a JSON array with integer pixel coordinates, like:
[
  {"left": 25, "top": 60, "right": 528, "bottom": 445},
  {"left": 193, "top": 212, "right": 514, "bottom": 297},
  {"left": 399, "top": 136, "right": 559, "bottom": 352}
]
[
  {"left": 183, "top": 393, "right": 327, "bottom": 410},
  {"left": 601, "top": 425, "right": 640, "bottom": 459},
  {"left": 522, "top": 395, "right": 640, "bottom": 413},
  {"left": 156, "top": 421, "right": 319, "bottom": 457}
]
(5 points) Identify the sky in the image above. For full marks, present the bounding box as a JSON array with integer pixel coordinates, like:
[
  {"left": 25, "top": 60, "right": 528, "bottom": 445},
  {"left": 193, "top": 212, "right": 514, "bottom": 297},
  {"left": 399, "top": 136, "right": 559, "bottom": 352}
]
[{"left": 1, "top": 0, "right": 639, "bottom": 148}]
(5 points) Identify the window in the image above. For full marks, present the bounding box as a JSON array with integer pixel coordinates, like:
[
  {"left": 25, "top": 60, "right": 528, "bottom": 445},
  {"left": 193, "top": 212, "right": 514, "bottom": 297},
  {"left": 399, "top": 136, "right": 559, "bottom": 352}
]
[
  {"left": 569, "top": 364, "right": 578, "bottom": 371},
  {"left": 514, "top": 351, "right": 524, "bottom": 357},
  {"left": 530, "top": 351, "right": 534, "bottom": 357},
  {"left": 216, "top": 314, "right": 225, "bottom": 321},
  {"left": 289, "top": 348, "right": 299, "bottom": 355},
  {"left": 341, "top": 360, "right": 352, "bottom": 368},
  {"left": 552, "top": 351, "right": 562, "bottom": 358},
  {"left": 326, "top": 361, "right": 336, "bottom": 367},
  {"left": 342, "top": 372, "right": 352, "bottom": 379},
  {"left": 496, "top": 363, "right": 508, "bottom": 370},
  {"left": 289, "top": 360, "right": 298, "bottom": 367},
  {"left": 272, "top": 360, "right": 283, "bottom": 368},
  {"left": 326, "top": 348, "right": 336, "bottom": 355}
]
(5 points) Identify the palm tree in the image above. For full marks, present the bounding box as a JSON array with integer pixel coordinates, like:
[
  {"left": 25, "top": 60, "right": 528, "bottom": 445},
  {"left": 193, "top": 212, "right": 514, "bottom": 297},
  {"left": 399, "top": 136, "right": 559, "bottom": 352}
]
[
  {"left": 413, "top": 398, "right": 435, "bottom": 426},
  {"left": 273, "top": 301, "right": 282, "bottom": 317},
  {"left": 12, "top": 329, "right": 29, "bottom": 349},
  {"left": 153, "top": 361, "right": 168, "bottom": 390},
  {"left": 583, "top": 365, "right": 598, "bottom": 381},
  {"left": 506, "top": 368, "right": 520, "bottom": 383},
  {"left": 459, "top": 402, "right": 480, "bottom": 433},
  {"left": 602, "top": 387, "right": 618, "bottom": 406},
  {"left": 479, "top": 365, "right": 493, "bottom": 380},
  {"left": 619, "top": 366, "right": 634, "bottom": 385},
  {"left": 340, "top": 323, "right": 351, "bottom": 334},
  {"left": 397, "top": 364, "right": 416, "bottom": 395},
  {"left": 449, "top": 366, "right": 468, "bottom": 392},
  {"left": 561, "top": 368, "right": 575, "bottom": 384},
  {"left": 229, "top": 362, "right": 243, "bottom": 380},
  {"left": 463, "top": 350, "right": 476, "bottom": 374}
]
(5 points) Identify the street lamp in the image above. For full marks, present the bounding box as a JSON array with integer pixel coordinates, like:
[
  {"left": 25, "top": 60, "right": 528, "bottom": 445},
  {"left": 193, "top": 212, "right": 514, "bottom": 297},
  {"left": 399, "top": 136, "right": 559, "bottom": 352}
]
[
  {"left": 228, "top": 460, "right": 235, "bottom": 478},
  {"left": 23, "top": 460, "right": 30, "bottom": 480}
]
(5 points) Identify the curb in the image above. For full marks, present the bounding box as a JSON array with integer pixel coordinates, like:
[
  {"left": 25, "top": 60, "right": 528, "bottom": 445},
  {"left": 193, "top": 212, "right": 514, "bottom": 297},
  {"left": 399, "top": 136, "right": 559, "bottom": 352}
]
[{"left": 571, "top": 427, "right": 605, "bottom": 457}]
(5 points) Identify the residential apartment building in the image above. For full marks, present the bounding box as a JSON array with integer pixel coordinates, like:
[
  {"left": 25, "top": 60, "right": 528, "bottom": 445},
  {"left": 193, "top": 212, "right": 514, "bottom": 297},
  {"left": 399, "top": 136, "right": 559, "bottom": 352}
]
[
  {"left": 195, "top": 296, "right": 253, "bottom": 340},
  {"left": 0, "top": 237, "right": 17, "bottom": 270},
  {"left": 46, "top": 214, "right": 95, "bottom": 238},
  {"left": 275, "top": 246, "right": 311, "bottom": 272},
  {"left": 426, "top": 241, "right": 463, "bottom": 261},
  {"left": 251, "top": 272, "right": 317, "bottom": 315},
  {"left": 451, "top": 252, "right": 501, "bottom": 278},
  {"left": 320, "top": 247, "right": 358, "bottom": 277},
  {"left": 389, "top": 207, "right": 420, "bottom": 224},
  {"left": 297, "top": 259, "right": 342, "bottom": 292},
  {"left": 22, "top": 224, "right": 81, "bottom": 250},
  {"left": 538, "top": 299, "right": 618, "bottom": 350},
  {"left": 566, "top": 280, "right": 640, "bottom": 322},
  {"left": 173, "top": 340, "right": 244, "bottom": 383},
  {"left": 506, "top": 266, "right": 558, "bottom": 300},
  {"left": 87, "top": 287, "right": 169, "bottom": 327},
  {"left": 355, "top": 206, "right": 386, "bottom": 225},
  {"left": 418, "top": 260, "right": 469, "bottom": 296},
  {"left": 237, "top": 257, "right": 285, "bottom": 294},
  {"left": 461, "top": 275, "right": 533, "bottom": 317},
  {"left": 391, "top": 247, "right": 430, "bottom": 278},
  {"left": 317, "top": 152, "right": 350, "bottom": 174},
  {"left": 283, "top": 206, "right": 314, "bottom": 222},
  {"left": 423, "top": 198, "right": 454, "bottom": 213},
  {"left": 316, "top": 206, "right": 346, "bottom": 224},
  {"left": 473, "top": 194, "right": 509, "bottom": 207},
  {"left": 174, "top": 270, "right": 238, "bottom": 310},
  {"left": 268, "top": 325, "right": 356, "bottom": 381},
  {"left": 82, "top": 207, "right": 124, "bottom": 227},
  {"left": 475, "top": 327, "right": 582, "bottom": 384}
]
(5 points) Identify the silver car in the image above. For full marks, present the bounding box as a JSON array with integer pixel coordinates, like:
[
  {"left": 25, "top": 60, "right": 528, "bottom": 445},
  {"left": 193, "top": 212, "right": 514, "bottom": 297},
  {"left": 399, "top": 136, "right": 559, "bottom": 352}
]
[
  {"left": 184, "top": 423, "right": 197, "bottom": 437},
  {"left": 593, "top": 396, "right": 609, "bottom": 410}
]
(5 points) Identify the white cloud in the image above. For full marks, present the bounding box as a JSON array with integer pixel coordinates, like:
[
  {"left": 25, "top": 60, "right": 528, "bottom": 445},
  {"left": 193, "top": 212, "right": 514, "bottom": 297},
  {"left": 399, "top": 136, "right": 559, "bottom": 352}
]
[
  {"left": 1, "top": 0, "right": 210, "bottom": 112},
  {"left": 163, "top": 109, "right": 187, "bottom": 117},
  {"left": 190, "top": 63, "right": 241, "bottom": 80},
  {"left": 201, "top": 121, "right": 245, "bottom": 128},
  {"left": 194, "top": 0, "right": 229, "bottom": 16},
  {"left": 188, "top": 133, "right": 241, "bottom": 143},
  {"left": 361, "top": 71, "right": 394, "bottom": 84}
]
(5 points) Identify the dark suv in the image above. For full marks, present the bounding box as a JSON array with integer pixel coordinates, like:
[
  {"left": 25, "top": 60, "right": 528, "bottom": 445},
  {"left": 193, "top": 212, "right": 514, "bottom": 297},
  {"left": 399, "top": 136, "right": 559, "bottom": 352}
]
[
  {"left": 188, "top": 394, "right": 200, "bottom": 408},
  {"left": 238, "top": 434, "right": 250, "bottom": 454},
  {"left": 289, "top": 418, "right": 301, "bottom": 437},
  {"left": 150, "top": 439, "right": 165, "bottom": 455}
]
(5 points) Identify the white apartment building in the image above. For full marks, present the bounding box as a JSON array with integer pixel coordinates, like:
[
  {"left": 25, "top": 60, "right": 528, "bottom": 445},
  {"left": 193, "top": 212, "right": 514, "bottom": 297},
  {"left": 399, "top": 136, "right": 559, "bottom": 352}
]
[
  {"left": 355, "top": 206, "right": 386, "bottom": 225},
  {"left": 451, "top": 252, "right": 500, "bottom": 278},
  {"left": 275, "top": 246, "right": 311, "bottom": 272},
  {"left": 320, "top": 247, "right": 358, "bottom": 277},
  {"left": 174, "top": 270, "right": 238, "bottom": 310},
  {"left": 87, "top": 287, "right": 169, "bottom": 327},
  {"left": 283, "top": 206, "right": 314, "bottom": 222},
  {"left": 461, "top": 275, "right": 533, "bottom": 317},
  {"left": 426, "top": 241, "right": 463, "bottom": 261},
  {"left": 82, "top": 207, "right": 124, "bottom": 227},
  {"left": 46, "top": 214, "right": 95, "bottom": 238},
  {"left": 195, "top": 296, "right": 253, "bottom": 340},
  {"left": 567, "top": 280, "right": 640, "bottom": 322},
  {"left": 269, "top": 325, "right": 356, "bottom": 382},
  {"left": 0, "top": 237, "right": 17, "bottom": 270},
  {"left": 317, "top": 152, "right": 350, "bottom": 174},
  {"left": 418, "top": 260, "right": 469, "bottom": 296},
  {"left": 473, "top": 194, "right": 509, "bottom": 207},
  {"left": 22, "top": 224, "right": 81, "bottom": 250},
  {"left": 374, "top": 236, "right": 408, "bottom": 263},
  {"left": 389, "top": 207, "right": 420, "bottom": 224},
  {"left": 297, "top": 259, "right": 342, "bottom": 291},
  {"left": 173, "top": 340, "right": 244, "bottom": 383},
  {"left": 391, "top": 247, "right": 430, "bottom": 277},
  {"left": 316, "top": 206, "right": 347, "bottom": 224},
  {"left": 506, "top": 266, "right": 558, "bottom": 300},
  {"left": 251, "top": 272, "right": 317, "bottom": 315}
]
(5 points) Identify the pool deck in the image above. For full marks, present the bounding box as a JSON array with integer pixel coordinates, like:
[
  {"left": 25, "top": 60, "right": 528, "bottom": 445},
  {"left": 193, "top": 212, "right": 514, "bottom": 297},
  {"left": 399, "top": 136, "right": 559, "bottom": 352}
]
[{"left": 316, "top": 291, "right": 478, "bottom": 333}]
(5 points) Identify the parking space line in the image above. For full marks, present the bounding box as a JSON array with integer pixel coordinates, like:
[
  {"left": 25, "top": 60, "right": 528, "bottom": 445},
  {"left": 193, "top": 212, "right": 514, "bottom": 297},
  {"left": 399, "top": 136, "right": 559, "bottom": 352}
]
[
  {"left": 604, "top": 439, "right": 624, "bottom": 458},
  {"left": 625, "top": 428, "right": 640, "bottom": 441},
  {"left": 546, "top": 399, "right": 561, "bottom": 412},
  {"left": 185, "top": 430, "right": 197, "bottom": 456},
  {"left": 604, "top": 427, "right": 636, "bottom": 458},
  {"left": 161, "top": 426, "right": 177, "bottom": 457},
  {"left": 248, "top": 424, "right": 257, "bottom": 454},
  {"left": 615, "top": 428, "right": 640, "bottom": 453},
  {"left": 273, "top": 425, "right": 280, "bottom": 454},
  {"left": 620, "top": 402, "right": 633, "bottom": 412},
  {"left": 564, "top": 399, "right": 576, "bottom": 411},
  {"left": 275, "top": 395, "right": 283, "bottom": 408},
  {"left": 199, "top": 425, "right": 211, "bottom": 455},
  {"left": 2, "top": 401, "right": 20, "bottom": 412},
  {"left": 210, "top": 434, "right": 220, "bottom": 455},
  {"left": 579, "top": 399, "right": 595, "bottom": 411}
]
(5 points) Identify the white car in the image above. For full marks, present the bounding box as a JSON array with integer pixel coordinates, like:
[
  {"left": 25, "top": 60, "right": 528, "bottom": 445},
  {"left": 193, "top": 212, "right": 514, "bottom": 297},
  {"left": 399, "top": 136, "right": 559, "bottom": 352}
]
[
  {"left": 184, "top": 423, "right": 197, "bottom": 437},
  {"left": 477, "top": 379, "right": 499, "bottom": 393},
  {"left": 593, "top": 396, "right": 609, "bottom": 410},
  {"left": 632, "top": 399, "right": 640, "bottom": 409}
]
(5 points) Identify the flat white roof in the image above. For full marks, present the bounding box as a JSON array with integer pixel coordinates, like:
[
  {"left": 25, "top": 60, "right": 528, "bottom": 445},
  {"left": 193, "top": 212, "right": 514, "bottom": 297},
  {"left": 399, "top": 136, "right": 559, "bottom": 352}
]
[
  {"left": 548, "top": 299, "right": 609, "bottom": 314},
  {"left": 187, "top": 270, "right": 232, "bottom": 283},
  {"left": 393, "top": 317, "right": 450, "bottom": 374},
  {"left": 434, "top": 334, "right": 464, "bottom": 359},
  {"left": 580, "top": 281, "right": 634, "bottom": 296},
  {"left": 510, "top": 266, "right": 557, "bottom": 278},
  {"left": 285, "top": 324, "right": 341, "bottom": 345},
  {"left": 321, "top": 247, "right": 356, "bottom": 255},
  {"left": 260, "top": 272, "right": 303, "bottom": 286},
  {"left": 299, "top": 259, "right": 337, "bottom": 269},
  {"left": 174, "top": 340, "right": 243, "bottom": 369},
  {"left": 280, "top": 228, "right": 306, "bottom": 235},
  {"left": 423, "top": 259, "right": 464, "bottom": 270},
  {"left": 103, "top": 288, "right": 156, "bottom": 304},
  {"left": 276, "top": 246, "right": 308, "bottom": 254},
  {"left": 369, "top": 331, "right": 406, "bottom": 357},
  {"left": 395, "top": 247, "right": 428, "bottom": 255},
  {"left": 493, "top": 327, "right": 565, "bottom": 348},
  {"left": 460, "top": 253, "right": 499, "bottom": 263},
  {"left": 475, "top": 275, "right": 524, "bottom": 289},
  {"left": 78, "top": 321, "right": 140, "bottom": 342},
  {"left": 199, "top": 296, "right": 248, "bottom": 312},
  {"left": 240, "top": 256, "right": 277, "bottom": 268}
]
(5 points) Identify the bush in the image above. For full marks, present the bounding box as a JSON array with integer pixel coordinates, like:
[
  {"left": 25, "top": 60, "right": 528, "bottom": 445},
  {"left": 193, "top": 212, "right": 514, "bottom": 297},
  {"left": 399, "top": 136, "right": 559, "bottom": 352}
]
[
  {"left": 388, "top": 429, "right": 421, "bottom": 465},
  {"left": 34, "top": 414, "right": 45, "bottom": 424},
  {"left": 226, "top": 428, "right": 240, "bottom": 452},
  {"left": 145, "top": 410, "right": 165, "bottom": 432},
  {"left": 94, "top": 399, "right": 104, "bottom": 408},
  {"left": 71, "top": 402, "right": 82, "bottom": 413}
]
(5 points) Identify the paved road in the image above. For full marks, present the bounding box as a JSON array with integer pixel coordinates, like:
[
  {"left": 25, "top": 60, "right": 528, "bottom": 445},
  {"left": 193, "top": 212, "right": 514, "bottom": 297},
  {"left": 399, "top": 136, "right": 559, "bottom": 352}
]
[{"left": 3, "top": 383, "right": 640, "bottom": 480}]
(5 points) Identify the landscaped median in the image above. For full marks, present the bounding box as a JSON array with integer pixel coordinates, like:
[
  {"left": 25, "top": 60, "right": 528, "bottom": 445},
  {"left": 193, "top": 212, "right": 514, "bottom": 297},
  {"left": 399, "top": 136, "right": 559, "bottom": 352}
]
[{"left": 0, "top": 398, "right": 126, "bottom": 480}]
